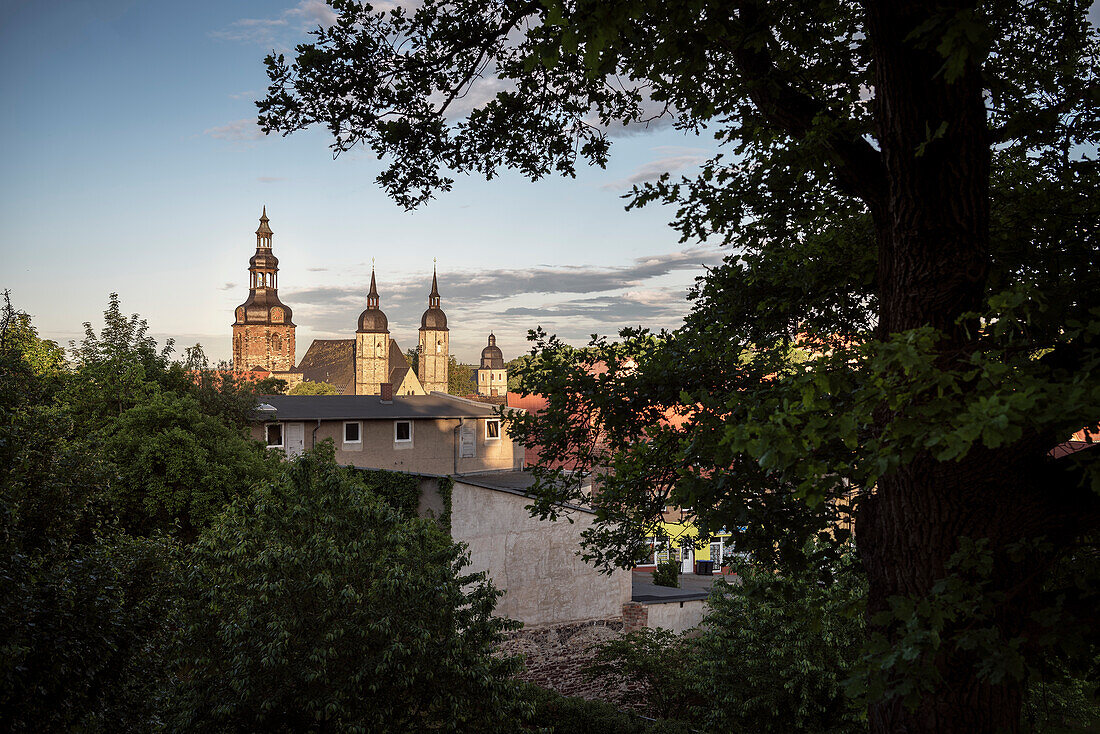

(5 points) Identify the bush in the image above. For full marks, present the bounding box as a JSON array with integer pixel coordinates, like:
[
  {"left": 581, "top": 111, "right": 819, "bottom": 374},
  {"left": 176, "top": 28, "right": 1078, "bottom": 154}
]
[
  {"left": 0, "top": 533, "right": 178, "bottom": 733},
  {"left": 521, "top": 684, "right": 685, "bottom": 733},
  {"left": 584, "top": 627, "right": 700, "bottom": 720},
  {"left": 694, "top": 551, "right": 866, "bottom": 734},
  {"left": 651, "top": 558, "right": 680, "bottom": 588},
  {"left": 168, "top": 446, "right": 526, "bottom": 732}
]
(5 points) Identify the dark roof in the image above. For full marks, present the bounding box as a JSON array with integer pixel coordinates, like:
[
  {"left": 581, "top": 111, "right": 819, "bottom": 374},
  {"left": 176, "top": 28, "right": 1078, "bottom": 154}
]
[
  {"left": 296, "top": 339, "right": 356, "bottom": 394},
  {"left": 255, "top": 393, "right": 511, "bottom": 421},
  {"left": 420, "top": 307, "right": 448, "bottom": 330}
]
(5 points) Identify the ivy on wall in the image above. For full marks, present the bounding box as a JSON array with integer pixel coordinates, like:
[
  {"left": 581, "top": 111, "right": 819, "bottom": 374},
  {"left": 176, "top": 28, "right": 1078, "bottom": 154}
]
[
  {"left": 355, "top": 468, "right": 422, "bottom": 519},
  {"left": 436, "top": 476, "right": 453, "bottom": 535}
]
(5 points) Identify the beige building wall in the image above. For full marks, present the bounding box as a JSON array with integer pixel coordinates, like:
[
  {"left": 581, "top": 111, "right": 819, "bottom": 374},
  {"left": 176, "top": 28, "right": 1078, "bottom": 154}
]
[
  {"left": 477, "top": 368, "right": 507, "bottom": 397},
  {"left": 450, "top": 481, "right": 632, "bottom": 627},
  {"left": 253, "top": 416, "right": 522, "bottom": 475},
  {"left": 355, "top": 332, "right": 389, "bottom": 395}
]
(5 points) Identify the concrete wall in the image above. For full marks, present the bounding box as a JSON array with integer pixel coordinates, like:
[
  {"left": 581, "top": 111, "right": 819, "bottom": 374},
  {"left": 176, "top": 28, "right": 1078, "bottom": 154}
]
[
  {"left": 451, "top": 480, "right": 631, "bottom": 627},
  {"left": 642, "top": 599, "right": 707, "bottom": 634},
  {"left": 253, "top": 416, "right": 522, "bottom": 474}
]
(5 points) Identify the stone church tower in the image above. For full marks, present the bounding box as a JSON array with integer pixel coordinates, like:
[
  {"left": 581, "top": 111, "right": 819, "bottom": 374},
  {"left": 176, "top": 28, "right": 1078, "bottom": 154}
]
[
  {"left": 232, "top": 208, "right": 296, "bottom": 372},
  {"left": 355, "top": 268, "right": 391, "bottom": 395},
  {"left": 477, "top": 333, "right": 507, "bottom": 397},
  {"left": 418, "top": 267, "right": 449, "bottom": 393}
]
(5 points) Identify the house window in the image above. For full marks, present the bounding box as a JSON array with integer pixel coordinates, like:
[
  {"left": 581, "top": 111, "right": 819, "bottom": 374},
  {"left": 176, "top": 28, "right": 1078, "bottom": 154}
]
[
  {"left": 265, "top": 423, "right": 283, "bottom": 448},
  {"left": 485, "top": 418, "right": 501, "bottom": 440},
  {"left": 344, "top": 421, "right": 361, "bottom": 443},
  {"left": 394, "top": 420, "right": 412, "bottom": 443}
]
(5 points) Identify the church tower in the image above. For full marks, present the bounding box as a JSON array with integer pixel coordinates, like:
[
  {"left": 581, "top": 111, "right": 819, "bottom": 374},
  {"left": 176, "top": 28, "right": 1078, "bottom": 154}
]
[
  {"left": 418, "top": 265, "right": 449, "bottom": 393},
  {"left": 477, "top": 333, "right": 507, "bottom": 397},
  {"left": 232, "top": 207, "right": 296, "bottom": 372},
  {"left": 355, "top": 268, "right": 391, "bottom": 395}
]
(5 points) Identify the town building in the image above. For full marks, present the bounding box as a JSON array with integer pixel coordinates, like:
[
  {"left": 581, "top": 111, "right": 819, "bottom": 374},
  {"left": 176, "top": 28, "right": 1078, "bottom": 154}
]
[
  {"left": 250, "top": 390, "right": 632, "bottom": 629},
  {"left": 253, "top": 391, "right": 521, "bottom": 474}
]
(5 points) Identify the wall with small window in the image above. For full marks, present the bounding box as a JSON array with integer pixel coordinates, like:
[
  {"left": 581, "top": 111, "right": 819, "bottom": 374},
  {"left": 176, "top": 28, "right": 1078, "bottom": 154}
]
[
  {"left": 253, "top": 415, "right": 523, "bottom": 475},
  {"left": 342, "top": 421, "right": 361, "bottom": 450}
]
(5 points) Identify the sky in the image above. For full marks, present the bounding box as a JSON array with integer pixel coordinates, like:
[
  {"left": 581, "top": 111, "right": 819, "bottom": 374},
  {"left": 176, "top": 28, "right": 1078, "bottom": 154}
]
[{"left": 0, "top": 0, "right": 724, "bottom": 364}]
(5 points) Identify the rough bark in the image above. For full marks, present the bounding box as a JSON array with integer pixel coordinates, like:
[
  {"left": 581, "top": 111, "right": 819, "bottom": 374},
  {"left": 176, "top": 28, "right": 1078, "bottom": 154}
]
[{"left": 859, "top": 2, "right": 1021, "bottom": 731}]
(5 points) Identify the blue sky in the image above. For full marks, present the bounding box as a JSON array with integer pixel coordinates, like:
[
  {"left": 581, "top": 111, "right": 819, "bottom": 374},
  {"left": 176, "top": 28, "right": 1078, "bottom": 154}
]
[{"left": 0, "top": 0, "right": 722, "bottom": 364}]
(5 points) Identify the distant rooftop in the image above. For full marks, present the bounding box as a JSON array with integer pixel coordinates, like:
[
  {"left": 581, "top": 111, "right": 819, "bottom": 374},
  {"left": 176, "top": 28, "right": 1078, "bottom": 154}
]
[{"left": 255, "top": 393, "right": 513, "bottom": 421}]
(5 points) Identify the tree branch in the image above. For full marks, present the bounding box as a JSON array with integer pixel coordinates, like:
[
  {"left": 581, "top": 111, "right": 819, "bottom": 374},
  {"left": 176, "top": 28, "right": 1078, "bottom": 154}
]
[{"left": 728, "top": 2, "right": 887, "bottom": 211}]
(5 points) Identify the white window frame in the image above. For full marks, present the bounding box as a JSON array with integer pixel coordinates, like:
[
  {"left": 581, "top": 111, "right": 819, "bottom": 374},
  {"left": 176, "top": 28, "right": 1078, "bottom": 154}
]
[
  {"left": 265, "top": 423, "right": 283, "bottom": 448},
  {"left": 343, "top": 421, "right": 361, "bottom": 444},
  {"left": 485, "top": 418, "right": 501, "bottom": 441},
  {"left": 394, "top": 420, "right": 413, "bottom": 443}
]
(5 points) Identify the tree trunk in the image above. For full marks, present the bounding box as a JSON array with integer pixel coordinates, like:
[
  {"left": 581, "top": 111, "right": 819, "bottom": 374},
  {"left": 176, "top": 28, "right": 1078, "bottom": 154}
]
[{"left": 859, "top": 2, "right": 1027, "bottom": 731}]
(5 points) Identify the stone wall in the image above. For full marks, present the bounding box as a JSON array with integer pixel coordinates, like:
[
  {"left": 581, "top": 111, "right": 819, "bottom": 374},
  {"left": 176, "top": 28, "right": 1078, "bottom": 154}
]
[
  {"left": 500, "top": 618, "right": 630, "bottom": 700},
  {"left": 233, "top": 323, "right": 295, "bottom": 372}
]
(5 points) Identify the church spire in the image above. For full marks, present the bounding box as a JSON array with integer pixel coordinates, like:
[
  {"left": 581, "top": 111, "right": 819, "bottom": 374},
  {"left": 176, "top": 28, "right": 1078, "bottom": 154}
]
[
  {"left": 255, "top": 206, "right": 273, "bottom": 248},
  {"left": 428, "top": 260, "right": 441, "bottom": 308},
  {"left": 367, "top": 262, "right": 380, "bottom": 310},
  {"left": 357, "top": 262, "right": 388, "bottom": 333}
]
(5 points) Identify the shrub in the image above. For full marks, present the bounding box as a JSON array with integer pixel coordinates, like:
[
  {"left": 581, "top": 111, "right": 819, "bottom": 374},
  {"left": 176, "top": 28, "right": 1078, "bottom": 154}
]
[
  {"left": 168, "top": 446, "right": 525, "bottom": 732},
  {"left": 583, "top": 627, "right": 700, "bottom": 720},
  {"left": 651, "top": 558, "right": 680, "bottom": 588},
  {"left": 694, "top": 550, "right": 866, "bottom": 734},
  {"left": 521, "top": 684, "right": 685, "bottom": 733}
]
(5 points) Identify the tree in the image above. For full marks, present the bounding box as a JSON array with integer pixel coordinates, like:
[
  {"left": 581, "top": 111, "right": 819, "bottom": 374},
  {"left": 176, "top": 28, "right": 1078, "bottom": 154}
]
[
  {"left": 0, "top": 294, "right": 180, "bottom": 731},
  {"left": 448, "top": 356, "right": 476, "bottom": 395},
  {"left": 169, "top": 445, "right": 526, "bottom": 732},
  {"left": 68, "top": 297, "right": 280, "bottom": 541},
  {"left": 258, "top": 3, "right": 1100, "bottom": 731},
  {"left": 254, "top": 375, "right": 290, "bottom": 394},
  {"left": 288, "top": 379, "right": 339, "bottom": 395}
]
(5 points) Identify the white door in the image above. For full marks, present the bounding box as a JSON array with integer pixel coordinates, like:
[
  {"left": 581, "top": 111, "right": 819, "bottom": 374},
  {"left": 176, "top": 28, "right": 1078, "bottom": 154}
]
[
  {"left": 286, "top": 422, "right": 305, "bottom": 457},
  {"left": 681, "top": 547, "right": 694, "bottom": 574}
]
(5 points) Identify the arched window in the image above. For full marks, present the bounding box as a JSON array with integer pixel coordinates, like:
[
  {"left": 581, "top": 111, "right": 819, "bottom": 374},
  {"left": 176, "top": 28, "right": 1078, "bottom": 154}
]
[{"left": 271, "top": 334, "right": 282, "bottom": 352}]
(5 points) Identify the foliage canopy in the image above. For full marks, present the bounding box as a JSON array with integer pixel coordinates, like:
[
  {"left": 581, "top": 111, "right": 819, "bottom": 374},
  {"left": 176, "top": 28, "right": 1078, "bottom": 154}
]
[{"left": 259, "top": 1, "right": 1100, "bottom": 731}]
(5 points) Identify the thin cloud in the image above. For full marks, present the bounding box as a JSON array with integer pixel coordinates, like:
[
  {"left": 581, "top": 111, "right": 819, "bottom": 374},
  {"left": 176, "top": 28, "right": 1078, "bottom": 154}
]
[
  {"left": 211, "top": 0, "right": 337, "bottom": 46},
  {"left": 219, "top": 282, "right": 237, "bottom": 291},
  {"left": 205, "top": 118, "right": 264, "bottom": 142},
  {"left": 282, "top": 247, "right": 723, "bottom": 348},
  {"left": 603, "top": 153, "right": 707, "bottom": 191},
  {"left": 257, "top": 176, "right": 285, "bottom": 183}
]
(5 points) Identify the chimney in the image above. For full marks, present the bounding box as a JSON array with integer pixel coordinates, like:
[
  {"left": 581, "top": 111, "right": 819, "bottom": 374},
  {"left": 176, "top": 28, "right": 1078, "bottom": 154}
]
[{"left": 380, "top": 382, "right": 393, "bottom": 403}]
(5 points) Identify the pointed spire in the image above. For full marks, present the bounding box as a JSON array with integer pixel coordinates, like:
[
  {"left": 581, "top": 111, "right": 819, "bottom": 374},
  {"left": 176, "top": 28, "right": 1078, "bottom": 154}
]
[
  {"left": 428, "top": 260, "right": 440, "bottom": 307},
  {"left": 367, "top": 263, "right": 380, "bottom": 309}
]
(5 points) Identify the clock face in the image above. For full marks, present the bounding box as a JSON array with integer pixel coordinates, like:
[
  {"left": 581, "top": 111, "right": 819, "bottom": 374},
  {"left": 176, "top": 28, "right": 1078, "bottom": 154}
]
[
  {"left": 236, "top": 307, "right": 245, "bottom": 322},
  {"left": 270, "top": 307, "right": 283, "bottom": 323}
]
